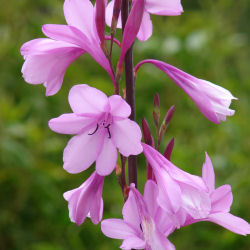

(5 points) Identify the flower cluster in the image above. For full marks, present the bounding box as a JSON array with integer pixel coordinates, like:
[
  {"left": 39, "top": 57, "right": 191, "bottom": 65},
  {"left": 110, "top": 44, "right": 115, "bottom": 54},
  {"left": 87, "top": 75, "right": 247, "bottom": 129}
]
[{"left": 20, "top": 0, "right": 249, "bottom": 249}]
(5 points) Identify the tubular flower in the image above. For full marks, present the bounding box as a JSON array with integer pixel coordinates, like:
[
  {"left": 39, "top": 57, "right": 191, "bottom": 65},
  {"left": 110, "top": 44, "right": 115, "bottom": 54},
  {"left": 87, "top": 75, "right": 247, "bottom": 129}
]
[
  {"left": 101, "top": 182, "right": 175, "bottom": 250},
  {"left": 106, "top": 0, "right": 183, "bottom": 41},
  {"left": 135, "top": 60, "right": 237, "bottom": 123},
  {"left": 63, "top": 171, "right": 104, "bottom": 226},
  {"left": 49, "top": 84, "right": 142, "bottom": 176},
  {"left": 21, "top": 0, "right": 114, "bottom": 96},
  {"left": 143, "top": 144, "right": 250, "bottom": 235}
]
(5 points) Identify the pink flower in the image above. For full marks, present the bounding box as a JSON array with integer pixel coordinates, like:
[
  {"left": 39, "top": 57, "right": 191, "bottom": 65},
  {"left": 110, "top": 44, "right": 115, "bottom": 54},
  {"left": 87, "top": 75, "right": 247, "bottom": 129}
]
[
  {"left": 135, "top": 60, "right": 237, "bottom": 123},
  {"left": 106, "top": 0, "right": 183, "bottom": 41},
  {"left": 63, "top": 171, "right": 104, "bottom": 226},
  {"left": 21, "top": 0, "right": 114, "bottom": 96},
  {"left": 143, "top": 144, "right": 250, "bottom": 235},
  {"left": 101, "top": 181, "right": 175, "bottom": 250},
  {"left": 49, "top": 84, "right": 143, "bottom": 176}
]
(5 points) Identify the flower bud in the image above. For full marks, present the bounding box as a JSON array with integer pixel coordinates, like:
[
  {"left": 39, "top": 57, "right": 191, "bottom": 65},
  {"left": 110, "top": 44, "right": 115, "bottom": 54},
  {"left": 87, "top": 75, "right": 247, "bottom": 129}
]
[{"left": 163, "top": 138, "right": 175, "bottom": 160}]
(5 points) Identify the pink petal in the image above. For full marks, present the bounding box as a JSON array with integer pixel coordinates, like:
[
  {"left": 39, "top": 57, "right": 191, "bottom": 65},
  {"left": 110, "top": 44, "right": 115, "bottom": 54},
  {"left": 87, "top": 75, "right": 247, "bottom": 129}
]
[
  {"left": 111, "top": 119, "right": 143, "bottom": 157},
  {"left": 145, "top": 0, "right": 183, "bottom": 16},
  {"left": 21, "top": 47, "right": 83, "bottom": 96},
  {"left": 155, "top": 168, "right": 182, "bottom": 214},
  {"left": 63, "top": 129, "right": 104, "bottom": 174},
  {"left": 42, "top": 24, "right": 89, "bottom": 48},
  {"left": 68, "top": 84, "right": 108, "bottom": 115},
  {"left": 21, "top": 38, "right": 78, "bottom": 56},
  {"left": 95, "top": 136, "right": 117, "bottom": 176},
  {"left": 123, "top": 190, "right": 141, "bottom": 230},
  {"left": 208, "top": 213, "right": 250, "bottom": 235},
  {"left": 49, "top": 113, "right": 95, "bottom": 134},
  {"left": 143, "top": 180, "right": 158, "bottom": 217},
  {"left": 135, "top": 60, "right": 236, "bottom": 124},
  {"left": 202, "top": 152, "right": 215, "bottom": 192},
  {"left": 137, "top": 11, "right": 152, "bottom": 41},
  {"left": 101, "top": 219, "right": 137, "bottom": 239},
  {"left": 109, "top": 95, "right": 131, "bottom": 119},
  {"left": 180, "top": 183, "right": 211, "bottom": 219},
  {"left": 211, "top": 184, "right": 233, "bottom": 213},
  {"left": 120, "top": 236, "right": 146, "bottom": 249},
  {"left": 63, "top": 0, "right": 95, "bottom": 39}
]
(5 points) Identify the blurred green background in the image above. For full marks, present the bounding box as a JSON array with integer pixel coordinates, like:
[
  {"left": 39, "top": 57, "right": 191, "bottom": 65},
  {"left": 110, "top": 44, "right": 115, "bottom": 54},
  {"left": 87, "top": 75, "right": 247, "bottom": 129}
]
[{"left": 0, "top": 0, "right": 249, "bottom": 249}]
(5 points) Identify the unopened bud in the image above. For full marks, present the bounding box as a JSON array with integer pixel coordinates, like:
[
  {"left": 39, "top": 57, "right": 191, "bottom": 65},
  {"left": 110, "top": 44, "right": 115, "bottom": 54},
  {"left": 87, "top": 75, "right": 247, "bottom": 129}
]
[
  {"left": 165, "top": 105, "right": 175, "bottom": 124},
  {"left": 153, "top": 93, "right": 160, "bottom": 130},
  {"left": 142, "top": 117, "right": 154, "bottom": 146},
  {"left": 163, "top": 138, "right": 175, "bottom": 160}
]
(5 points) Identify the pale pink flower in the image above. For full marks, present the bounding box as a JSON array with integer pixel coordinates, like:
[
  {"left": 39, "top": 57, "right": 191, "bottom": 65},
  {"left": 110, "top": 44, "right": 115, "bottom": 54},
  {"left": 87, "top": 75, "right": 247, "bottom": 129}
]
[
  {"left": 135, "top": 60, "right": 237, "bottom": 123},
  {"left": 49, "top": 84, "right": 142, "bottom": 176},
  {"left": 143, "top": 143, "right": 250, "bottom": 235},
  {"left": 106, "top": 0, "right": 183, "bottom": 41},
  {"left": 21, "top": 0, "right": 114, "bottom": 96},
  {"left": 101, "top": 181, "right": 175, "bottom": 250},
  {"left": 63, "top": 171, "right": 104, "bottom": 226}
]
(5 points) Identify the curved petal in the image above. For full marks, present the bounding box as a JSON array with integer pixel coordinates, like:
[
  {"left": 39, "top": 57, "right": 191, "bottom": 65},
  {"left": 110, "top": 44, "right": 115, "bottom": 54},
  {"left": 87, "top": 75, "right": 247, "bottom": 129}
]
[
  {"left": 202, "top": 152, "right": 215, "bottom": 192},
  {"left": 49, "top": 113, "right": 95, "bottom": 135},
  {"left": 211, "top": 184, "right": 233, "bottom": 213},
  {"left": 180, "top": 183, "right": 211, "bottom": 219},
  {"left": 123, "top": 190, "right": 141, "bottom": 230},
  {"left": 143, "top": 180, "right": 158, "bottom": 217},
  {"left": 68, "top": 84, "right": 108, "bottom": 115},
  {"left": 101, "top": 219, "right": 136, "bottom": 239},
  {"left": 64, "top": 0, "right": 95, "bottom": 38},
  {"left": 95, "top": 136, "right": 117, "bottom": 176},
  {"left": 145, "top": 0, "right": 183, "bottom": 16},
  {"left": 63, "top": 129, "right": 104, "bottom": 174},
  {"left": 120, "top": 236, "right": 145, "bottom": 250},
  {"left": 21, "top": 47, "right": 84, "bottom": 96},
  {"left": 42, "top": 24, "right": 89, "bottom": 48},
  {"left": 109, "top": 95, "right": 131, "bottom": 119},
  {"left": 137, "top": 11, "right": 152, "bottom": 41},
  {"left": 208, "top": 213, "right": 250, "bottom": 236},
  {"left": 111, "top": 119, "right": 143, "bottom": 157},
  {"left": 20, "top": 38, "right": 78, "bottom": 56}
]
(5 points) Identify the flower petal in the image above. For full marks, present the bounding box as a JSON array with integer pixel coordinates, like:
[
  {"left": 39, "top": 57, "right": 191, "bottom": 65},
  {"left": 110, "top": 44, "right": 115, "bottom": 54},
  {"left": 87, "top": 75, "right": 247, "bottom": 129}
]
[
  {"left": 120, "top": 236, "right": 146, "bottom": 250},
  {"left": 143, "top": 180, "right": 158, "bottom": 217},
  {"left": 63, "top": 0, "right": 95, "bottom": 38},
  {"left": 109, "top": 95, "right": 131, "bottom": 119},
  {"left": 145, "top": 0, "right": 183, "bottom": 16},
  {"left": 202, "top": 152, "right": 215, "bottom": 192},
  {"left": 101, "top": 219, "right": 137, "bottom": 239},
  {"left": 49, "top": 113, "right": 95, "bottom": 134},
  {"left": 42, "top": 24, "right": 89, "bottom": 48},
  {"left": 111, "top": 119, "right": 143, "bottom": 157},
  {"left": 96, "top": 136, "right": 117, "bottom": 176},
  {"left": 63, "top": 129, "right": 104, "bottom": 173},
  {"left": 208, "top": 213, "right": 250, "bottom": 236},
  {"left": 123, "top": 189, "right": 141, "bottom": 230},
  {"left": 211, "top": 184, "right": 233, "bottom": 213},
  {"left": 68, "top": 84, "right": 108, "bottom": 115},
  {"left": 137, "top": 11, "right": 152, "bottom": 41}
]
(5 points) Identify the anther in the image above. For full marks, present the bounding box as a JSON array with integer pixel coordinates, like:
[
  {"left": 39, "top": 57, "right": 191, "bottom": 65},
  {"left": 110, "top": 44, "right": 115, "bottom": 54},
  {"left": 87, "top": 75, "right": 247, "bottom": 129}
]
[
  {"left": 88, "top": 124, "right": 99, "bottom": 135},
  {"left": 105, "top": 124, "right": 111, "bottom": 139}
]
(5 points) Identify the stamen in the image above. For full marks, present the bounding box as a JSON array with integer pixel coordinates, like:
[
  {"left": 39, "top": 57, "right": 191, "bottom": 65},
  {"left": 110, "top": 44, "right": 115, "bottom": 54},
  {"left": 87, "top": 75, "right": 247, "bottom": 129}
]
[
  {"left": 88, "top": 124, "right": 99, "bottom": 135},
  {"left": 140, "top": 223, "right": 143, "bottom": 232},
  {"left": 105, "top": 124, "right": 111, "bottom": 139}
]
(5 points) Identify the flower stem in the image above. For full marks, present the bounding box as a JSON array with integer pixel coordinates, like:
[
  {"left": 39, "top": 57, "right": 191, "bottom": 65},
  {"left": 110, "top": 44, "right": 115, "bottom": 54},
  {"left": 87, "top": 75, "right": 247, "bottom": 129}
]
[{"left": 121, "top": 0, "right": 137, "bottom": 187}]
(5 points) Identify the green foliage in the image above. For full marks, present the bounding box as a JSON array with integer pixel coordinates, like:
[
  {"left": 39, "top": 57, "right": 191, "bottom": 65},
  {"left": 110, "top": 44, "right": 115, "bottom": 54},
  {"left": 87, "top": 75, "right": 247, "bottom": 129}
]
[{"left": 0, "top": 0, "right": 249, "bottom": 249}]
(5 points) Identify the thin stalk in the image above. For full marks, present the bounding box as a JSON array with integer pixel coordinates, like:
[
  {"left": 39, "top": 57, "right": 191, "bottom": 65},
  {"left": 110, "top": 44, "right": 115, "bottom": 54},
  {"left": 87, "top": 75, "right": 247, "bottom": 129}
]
[{"left": 121, "top": 0, "right": 137, "bottom": 187}]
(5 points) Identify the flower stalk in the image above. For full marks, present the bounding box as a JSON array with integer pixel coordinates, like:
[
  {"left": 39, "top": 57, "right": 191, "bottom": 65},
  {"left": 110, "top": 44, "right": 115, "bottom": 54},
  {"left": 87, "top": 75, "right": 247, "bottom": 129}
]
[{"left": 121, "top": 0, "right": 137, "bottom": 187}]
